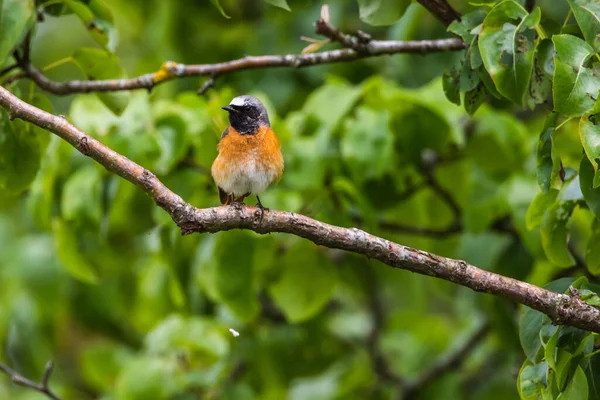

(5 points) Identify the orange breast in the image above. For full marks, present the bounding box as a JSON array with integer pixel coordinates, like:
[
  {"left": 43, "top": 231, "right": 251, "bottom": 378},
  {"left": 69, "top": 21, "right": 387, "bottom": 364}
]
[{"left": 211, "top": 126, "right": 284, "bottom": 189}]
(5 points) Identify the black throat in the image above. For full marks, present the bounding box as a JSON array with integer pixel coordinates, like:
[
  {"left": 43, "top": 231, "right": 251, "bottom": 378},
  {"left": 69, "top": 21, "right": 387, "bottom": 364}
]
[{"left": 230, "top": 113, "right": 261, "bottom": 135}]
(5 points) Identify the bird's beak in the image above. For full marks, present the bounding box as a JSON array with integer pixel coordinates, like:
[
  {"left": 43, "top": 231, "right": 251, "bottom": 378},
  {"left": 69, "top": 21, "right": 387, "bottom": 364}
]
[{"left": 221, "top": 105, "right": 237, "bottom": 113}]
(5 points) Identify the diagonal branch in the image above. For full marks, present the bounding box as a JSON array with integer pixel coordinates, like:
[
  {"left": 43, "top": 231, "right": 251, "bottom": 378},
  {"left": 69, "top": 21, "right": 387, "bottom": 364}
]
[
  {"left": 0, "top": 361, "right": 61, "bottom": 400},
  {"left": 415, "top": 0, "right": 462, "bottom": 26},
  {"left": 399, "top": 322, "right": 489, "bottom": 400},
  {"left": 1, "top": 85, "right": 600, "bottom": 334}
]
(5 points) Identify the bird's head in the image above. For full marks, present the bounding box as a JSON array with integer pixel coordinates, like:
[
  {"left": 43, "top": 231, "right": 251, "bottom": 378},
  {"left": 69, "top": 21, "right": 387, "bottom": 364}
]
[{"left": 222, "top": 95, "right": 270, "bottom": 135}]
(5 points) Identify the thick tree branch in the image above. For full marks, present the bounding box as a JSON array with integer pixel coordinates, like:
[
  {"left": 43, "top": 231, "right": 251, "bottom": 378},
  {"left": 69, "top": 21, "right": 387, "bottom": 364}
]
[
  {"left": 0, "top": 361, "right": 60, "bottom": 400},
  {"left": 415, "top": 0, "right": 461, "bottom": 26},
  {"left": 1, "top": 86, "right": 600, "bottom": 334}
]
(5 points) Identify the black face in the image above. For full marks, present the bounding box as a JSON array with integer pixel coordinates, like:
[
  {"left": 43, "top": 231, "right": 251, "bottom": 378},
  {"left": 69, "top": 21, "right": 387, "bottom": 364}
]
[{"left": 222, "top": 95, "right": 270, "bottom": 135}]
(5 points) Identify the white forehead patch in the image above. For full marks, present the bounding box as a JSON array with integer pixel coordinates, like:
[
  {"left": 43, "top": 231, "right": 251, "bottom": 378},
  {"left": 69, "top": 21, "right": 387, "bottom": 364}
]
[{"left": 230, "top": 96, "right": 246, "bottom": 107}]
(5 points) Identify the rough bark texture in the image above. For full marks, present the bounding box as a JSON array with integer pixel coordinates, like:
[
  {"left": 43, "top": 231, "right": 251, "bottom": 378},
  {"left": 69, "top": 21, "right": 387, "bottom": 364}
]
[
  {"left": 1, "top": 85, "right": 599, "bottom": 334},
  {"left": 11, "top": 38, "right": 465, "bottom": 95}
]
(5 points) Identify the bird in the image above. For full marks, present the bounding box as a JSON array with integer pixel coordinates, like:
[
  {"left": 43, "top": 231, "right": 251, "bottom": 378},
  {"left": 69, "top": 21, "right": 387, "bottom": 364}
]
[{"left": 211, "top": 95, "right": 284, "bottom": 213}]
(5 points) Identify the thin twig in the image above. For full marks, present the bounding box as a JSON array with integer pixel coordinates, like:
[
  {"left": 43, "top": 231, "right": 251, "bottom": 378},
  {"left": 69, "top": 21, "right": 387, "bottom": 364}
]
[
  {"left": 399, "top": 322, "right": 489, "bottom": 400},
  {"left": 0, "top": 361, "right": 60, "bottom": 400},
  {"left": 12, "top": 37, "right": 464, "bottom": 95},
  {"left": 363, "top": 267, "right": 404, "bottom": 385},
  {"left": 0, "top": 64, "right": 18, "bottom": 79},
  {"left": 1, "top": 86, "right": 600, "bottom": 334},
  {"left": 197, "top": 75, "right": 217, "bottom": 95}
]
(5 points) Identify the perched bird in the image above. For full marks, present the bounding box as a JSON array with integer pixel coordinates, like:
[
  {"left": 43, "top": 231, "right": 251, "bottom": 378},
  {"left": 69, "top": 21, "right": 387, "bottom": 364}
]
[{"left": 211, "top": 95, "right": 284, "bottom": 212}]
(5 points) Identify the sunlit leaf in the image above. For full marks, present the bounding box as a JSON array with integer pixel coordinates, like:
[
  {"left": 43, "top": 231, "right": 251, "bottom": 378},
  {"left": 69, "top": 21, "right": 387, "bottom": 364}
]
[
  {"left": 341, "top": 107, "right": 394, "bottom": 183},
  {"left": 448, "top": 9, "right": 486, "bottom": 42},
  {"left": 269, "top": 241, "right": 337, "bottom": 322},
  {"left": 526, "top": 189, "right": 559, "bottom": 230},
  {"left": 518, "top": 360, "right": 548, "bottom": 399},
  {"left": 567, "top": 0, "right": 600, "bottom": 52},
  {"left": 53, "top": 219, "right": 99, "bottom": 283},
  {"left": 540, "top": 199, "right": 576, "bottom": 268},
  {"left": 65, "top": 0, "right": 117, "bottom": 51},
  {"left": 264, "top": 0, "right": 290, "bottom": 11},
  {"left": 587, "top": 219, "right": 600, "bottom": 274},
  {"left": 72, "top": 47, "right": 130, "bottom": 115},
  {"left": 210, "top": 0, "right": 230, "bottom": 18},
  {"left": 356, "top": 0, "right": 410, "bottom": 26},
  {"left": 579, "top": 101, "right": 600, "bottom": 187},
  {"left": 0, "top": 0, "right": 35, "bottom": 64},
  {"left": 144, "top": 314, "right": 229, "bottom": 359},
  {"left": 0, "top": 113, "right": 41, "bottom": 194},
  {"left": 61, "top": 165, "right": 102, "bottom": 228},
  {"left": 197, "top": 232, "right": 259, "bottom": 322},
  {"left": 560, "top": 366, "right": 588, "bottom": 400},
  {"left": 479, "top": 2, "right": 540, "bottom": 105},
  {"left": 553, "top": 34, "right": 600, "bottom": 117}
]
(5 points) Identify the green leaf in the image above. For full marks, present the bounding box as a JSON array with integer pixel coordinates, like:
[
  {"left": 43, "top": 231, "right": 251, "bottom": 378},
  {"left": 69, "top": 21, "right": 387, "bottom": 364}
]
[
  {"left": 580, "top": 156, "right": 600, "bottom": 218},
  {"left": 197, "top": 232, "right": 259, "bottom": 322},
  {"left": 115, "top": 356, "right": 180, "bottom": 399},
  {"left": 65, "top": 0, "right": 117, "bottom": 51},
  {"left": 72, "top": 47, "right": 130, "bottom": 115},
  {"left": 154, "top": 115, "right": 189, "bottom": 175},
  {"left": 61, "top": 165, "right": 102, "bottom": 228},
  {"left": 460, "top": 55, "right": 480, "bottom": 92},
  {"left": 80, "top": 343, "right": 133, "bottom": 392},
  {"left": 520, "top": 305, "right": 545, "bottom": 362},
  {"left": 558, "top": 366, "right": 588, "bottom": 400},
  {"left": 210, "top": 0, "right": 230, "bottom": 18},
  {"left": 448, "top": 9, "right": 486, "bottom": 43},
  {"left": 479, "top": 2, "right": 540, "bottom": 105},
  {"left": 526, "top": 189, "right": 559, "bottom": 230},
  {"left": 536, "top": 112, "right": 560, "bottom": 192},
  {"left": 553, "top": 34, "right": 600, "bottom": 117},
  {"left": 544, "top": 326, "right": 560, "bottom": 371},
  {"left": 53, "top": 219, "right": 99, "bottom": 284},
  {"left": 269, "top": 241, "right": 337, "bottom": 323},
  {"left": 144, "top": 314, "right": 229, "bottom": 360},
  {"left": 0, "top": 0, "right": 35, "bottom": 64},
  {"left": 341, "top": 108, "right": 394, "bottom": 183},
  {"left": 541, "top": 200, "right": 576, "bottom": 267},
  {"left": 529, "top": 39, "right": 553, "bottom": 106},
  {"left": 264, "top": 0, "right": 290, "bottom": 11},
  {"left": 303, "top": 79, "right": 362, "bottom": 129},
  {"left": 567, "top": 0, "right": 600, "bottom": 52},
  {"left": 0, "top": 114, "right": 41, "bottom": 194},
  {"left": 464, "top": 81, "right": 488, "bottom": 115},
  {"left": 579, "top": 288, "right": 600, "bottom": 306},
  {"left": 579, "top": 103, "right": 600, "bottom": 187},
  {"left": 586, "top": 218, "right": 600, "bottom": 274},
  {"left": 442, "top": 67, "right": 461, "bottom": 105},
  {"left": 518, "top": 360, "right": 549, "bottom": 400},
  {"left": 356, "top": 0, "right": 410, "bottom": 26}
]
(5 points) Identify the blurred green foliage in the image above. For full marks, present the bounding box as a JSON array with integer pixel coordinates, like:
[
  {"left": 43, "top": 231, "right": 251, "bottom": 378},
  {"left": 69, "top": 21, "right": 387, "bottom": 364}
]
[{"left": 1, "top": 0, "right": 600, "bottom": 399}]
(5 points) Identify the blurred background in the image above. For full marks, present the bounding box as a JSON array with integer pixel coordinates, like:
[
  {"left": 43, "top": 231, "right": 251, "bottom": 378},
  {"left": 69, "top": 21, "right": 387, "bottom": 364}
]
[{"left": 0, "top": 0, "right": 588, "bottom": 399}]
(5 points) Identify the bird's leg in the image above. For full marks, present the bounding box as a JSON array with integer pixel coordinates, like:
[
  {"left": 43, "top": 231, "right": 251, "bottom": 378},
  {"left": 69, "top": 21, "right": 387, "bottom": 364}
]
[
  {"left": 255, "top": 195, "right": 269, "bottom": 222},
  {"left": 232, "top": 193, "right": 249, "bottom": 204},
  {"left": 223, "top": 193, "right": 233, "bottom": 206}
]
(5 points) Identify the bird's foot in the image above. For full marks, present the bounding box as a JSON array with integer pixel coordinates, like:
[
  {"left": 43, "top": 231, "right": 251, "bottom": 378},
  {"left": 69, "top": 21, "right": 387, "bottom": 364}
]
[{"left": 255, "top": 196, "right": 269, "bottom": 222}]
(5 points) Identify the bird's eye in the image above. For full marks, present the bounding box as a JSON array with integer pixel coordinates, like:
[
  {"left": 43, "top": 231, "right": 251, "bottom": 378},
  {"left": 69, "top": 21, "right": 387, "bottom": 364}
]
[{"left": 243, "top": 105, "right": 251, "bottom": 111}]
